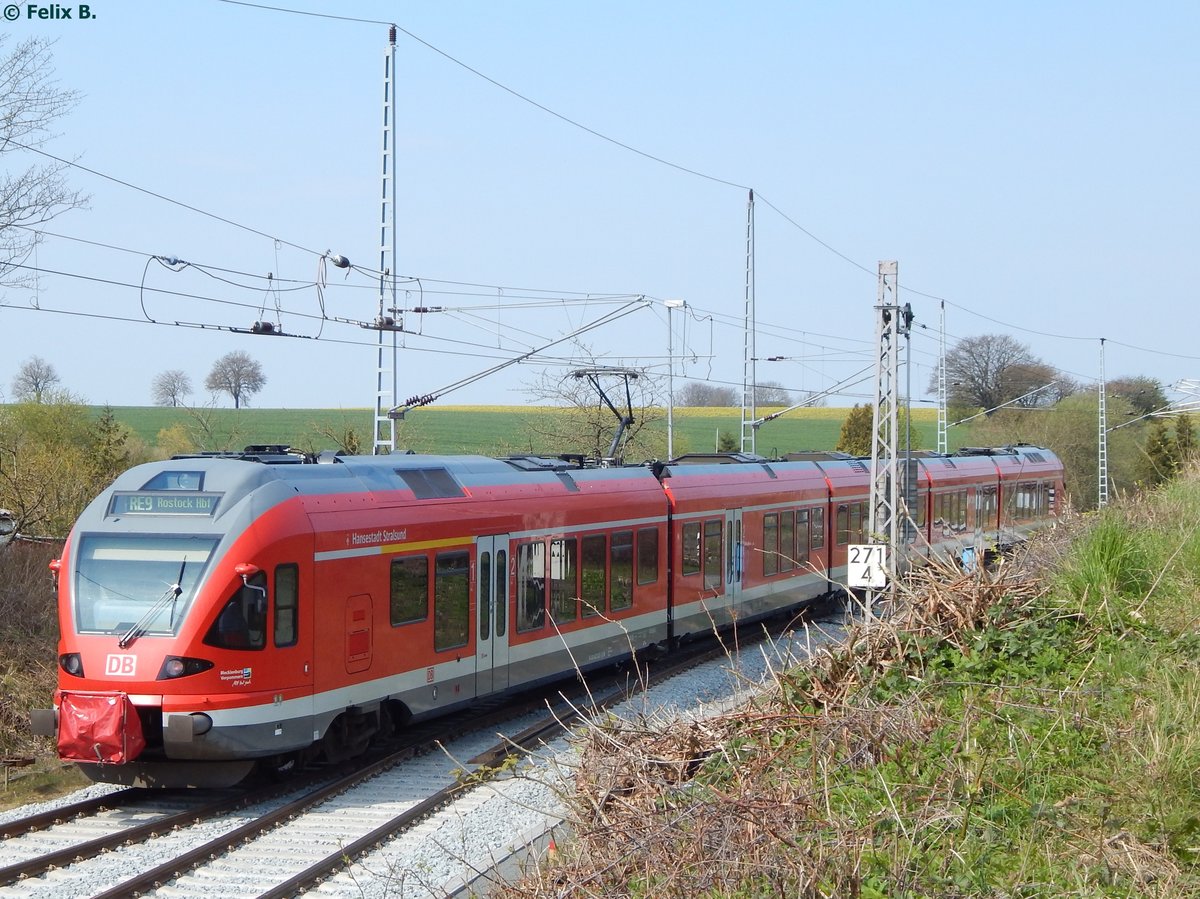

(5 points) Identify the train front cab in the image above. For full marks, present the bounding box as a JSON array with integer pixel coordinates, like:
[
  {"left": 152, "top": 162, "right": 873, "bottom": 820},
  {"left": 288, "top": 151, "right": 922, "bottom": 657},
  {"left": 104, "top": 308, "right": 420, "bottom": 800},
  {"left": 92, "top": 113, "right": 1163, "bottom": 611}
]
[{"left": 33, "top": 460, "right": 321, "bottom": 788}]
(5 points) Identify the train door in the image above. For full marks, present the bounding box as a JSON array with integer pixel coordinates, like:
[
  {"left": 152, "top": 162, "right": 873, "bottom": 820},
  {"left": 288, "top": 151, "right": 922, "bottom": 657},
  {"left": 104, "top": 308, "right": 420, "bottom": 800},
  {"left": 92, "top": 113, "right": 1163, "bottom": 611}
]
[
  {"left": 475, "top": 535, "right": 511, "bottom": 696},
  {"left": 345, "top": 594, "right": 372, "bottom": 674},
  {"left": 724, "top": 509, "right": 743, "bottom": 613}
]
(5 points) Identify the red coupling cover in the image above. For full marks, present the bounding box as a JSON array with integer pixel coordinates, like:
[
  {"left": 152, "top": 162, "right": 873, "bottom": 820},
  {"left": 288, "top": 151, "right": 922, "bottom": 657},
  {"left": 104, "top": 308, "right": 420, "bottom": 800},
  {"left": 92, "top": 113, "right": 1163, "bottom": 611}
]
[{"left": 58, "top": 691, "right": 146, "bottom": 764}]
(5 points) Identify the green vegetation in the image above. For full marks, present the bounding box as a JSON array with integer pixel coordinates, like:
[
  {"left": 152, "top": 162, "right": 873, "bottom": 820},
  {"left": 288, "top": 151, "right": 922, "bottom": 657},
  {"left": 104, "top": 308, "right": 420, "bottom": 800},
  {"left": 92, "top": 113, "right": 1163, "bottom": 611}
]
[
  {"left": 82, "top": 404, "right": 945, "bottom": 461},
  {"left": 0, "top": 541, "right": 60, "bottom": 774},
  {"left": 514, "top": 469, "right": 1200, "bottom": 897}
]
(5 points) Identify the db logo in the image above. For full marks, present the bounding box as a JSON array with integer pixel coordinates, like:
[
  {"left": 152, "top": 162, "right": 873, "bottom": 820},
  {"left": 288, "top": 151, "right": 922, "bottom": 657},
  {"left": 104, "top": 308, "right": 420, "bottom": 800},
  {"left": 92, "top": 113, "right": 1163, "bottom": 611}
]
[
  {"left": 105, "top": 654, "right": 137, "bottom": 676},
  {"left": 426, "top": 667, "right": 435, "bottom": 684}
]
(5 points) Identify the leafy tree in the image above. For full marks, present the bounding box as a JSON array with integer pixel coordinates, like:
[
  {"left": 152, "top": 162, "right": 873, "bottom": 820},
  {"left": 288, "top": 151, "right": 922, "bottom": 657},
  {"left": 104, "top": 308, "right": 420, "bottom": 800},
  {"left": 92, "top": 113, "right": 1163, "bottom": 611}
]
[
  {"left": 835, "top": 404, "right": 922, "bottom": 457},
  {"left": 11, "top": 355, "right": 60, "bottom": 403},
  {"left": 1106, "top": 376, "right": 1167, "bottom": 417},
  {"left": 92, "top": 404, "right": 132, "bottom": 487},
  {"left": 205, "top": 350, "right": 266, "bottom": 409},
  {"left": 1139, "top": 418, "right": 1178, "bottom": 487},
  {"left": 152, "top": 369, "right": 192, "bottom": 407},
  {"left": 934, "top": 334, "right": 1056, "bottom": 414},
  {"left": 678, "top": 381, "right": 737, "bottom": 407},
  {"left": 836, "top": 404, "right": 873, "bottom": 456},
  {"left": 717, "top": 430, "right": 740, "bottom": 452},
  {"left": 966, "top": 393, "right": 1142, "bottom": 511},
  {"left": 155, "top": 422, "right": 196, "bottom": 458},
  {"left": 1175, "top": 411, "right": 1196, "bottom": 461},
  {"left": 0, "top": 397, "right": 149, "bottom": 536},
  {"left": 0, "top": 36, "right": 87, "bottom": 286}
]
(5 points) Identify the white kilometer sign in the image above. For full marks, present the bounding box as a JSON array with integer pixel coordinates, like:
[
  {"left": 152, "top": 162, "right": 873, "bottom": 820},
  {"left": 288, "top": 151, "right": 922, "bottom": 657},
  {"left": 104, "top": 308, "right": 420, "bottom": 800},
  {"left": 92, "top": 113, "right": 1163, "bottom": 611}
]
[{"left": 847, "top": 544, "right": 889, "bottom": 589}]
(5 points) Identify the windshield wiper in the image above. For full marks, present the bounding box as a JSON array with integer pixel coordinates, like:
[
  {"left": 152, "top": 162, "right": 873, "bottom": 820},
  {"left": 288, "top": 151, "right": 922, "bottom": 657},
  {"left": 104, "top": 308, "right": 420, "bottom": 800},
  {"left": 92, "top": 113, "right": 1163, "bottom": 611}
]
[{"left": 118, "top": 558, "right": 187, "bottom": 649}]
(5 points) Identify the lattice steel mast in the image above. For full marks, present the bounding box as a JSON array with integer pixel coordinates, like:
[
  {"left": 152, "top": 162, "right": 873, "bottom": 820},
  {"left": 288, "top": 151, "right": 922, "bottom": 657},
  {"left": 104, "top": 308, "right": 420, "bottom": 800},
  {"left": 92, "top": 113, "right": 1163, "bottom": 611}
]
[
  {"left": 740, "top": 190, "right": 756, "bottom": 454},
  {"left": 937, "top": 300, "right": 948, "bottom": 454},
  {"left": 868, "top": 261, "right": 907, "bottom": 601},
  {"left": 372, "top": 26, "right": 399, "bottom": 455}
]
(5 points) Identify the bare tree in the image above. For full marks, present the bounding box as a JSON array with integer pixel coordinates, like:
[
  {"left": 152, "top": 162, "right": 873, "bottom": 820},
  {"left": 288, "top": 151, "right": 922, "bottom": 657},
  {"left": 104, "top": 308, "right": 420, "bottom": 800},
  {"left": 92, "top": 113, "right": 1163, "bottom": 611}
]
[
  {"left": 1005, "top": 362, "right": 1067, "bottom": 407},
  {"left": 522, "top": 363, "right": 666, "bottom": 461},
  {"left": 1107, "top": 375, "right": 1167, "bottom": 417},
  {"left": 0, "top": 36, "right": 87, "bottom": 287},
  {"left": 754, "top": 381, "right": 792, "bottom": 406},
  {"left": 678, "top": 381, "right": 737, "bottom": 407},
  {"left": 151, "top": 369, "right": 192, "bottom": 407},
  {"left": 205, "top": 350, "right": 266, "bottom": 409},
  {"left": 933, "top": 334, "right": 1049, "bottom": 415},
  {"left": 12, "top": 355, "right": 60, "bottom": 402}
]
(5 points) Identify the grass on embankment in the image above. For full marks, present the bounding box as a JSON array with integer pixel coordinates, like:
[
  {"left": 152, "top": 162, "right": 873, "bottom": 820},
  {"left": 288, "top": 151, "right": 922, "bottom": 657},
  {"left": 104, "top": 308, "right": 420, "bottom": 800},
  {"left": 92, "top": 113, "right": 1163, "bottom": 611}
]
[{"left": 503, "top": 471, "right": 1200, "bottom": 897}]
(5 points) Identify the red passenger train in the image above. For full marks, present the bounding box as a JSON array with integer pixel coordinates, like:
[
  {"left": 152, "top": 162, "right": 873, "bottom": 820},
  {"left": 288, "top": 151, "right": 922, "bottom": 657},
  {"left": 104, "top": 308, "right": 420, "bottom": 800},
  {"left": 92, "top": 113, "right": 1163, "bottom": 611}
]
[{"left": 32, "top": 444, "right": 1064, "bottom": 787}]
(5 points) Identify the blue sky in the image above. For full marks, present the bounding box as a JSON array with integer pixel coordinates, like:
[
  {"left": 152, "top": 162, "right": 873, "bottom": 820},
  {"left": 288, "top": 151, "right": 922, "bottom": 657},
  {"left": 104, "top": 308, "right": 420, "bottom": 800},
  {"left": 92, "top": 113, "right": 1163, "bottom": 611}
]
[{"left": 2, "top": 1, "right": 1198, "bottom": 417}]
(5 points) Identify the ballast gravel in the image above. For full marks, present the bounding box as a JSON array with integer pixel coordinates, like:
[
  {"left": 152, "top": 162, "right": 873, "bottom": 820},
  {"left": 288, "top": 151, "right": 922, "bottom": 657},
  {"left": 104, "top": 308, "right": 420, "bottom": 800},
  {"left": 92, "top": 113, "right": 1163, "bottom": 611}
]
[{"left": 0, "top": 612, "right": 849, "bottom": 899}]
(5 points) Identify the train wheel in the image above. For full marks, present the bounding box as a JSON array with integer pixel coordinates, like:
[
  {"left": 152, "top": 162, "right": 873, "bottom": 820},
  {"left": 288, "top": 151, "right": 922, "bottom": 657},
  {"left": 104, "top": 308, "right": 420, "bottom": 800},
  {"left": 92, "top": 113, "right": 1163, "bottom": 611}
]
[{"left": 320, "top": 712, "right": 375, "bottom": 764}]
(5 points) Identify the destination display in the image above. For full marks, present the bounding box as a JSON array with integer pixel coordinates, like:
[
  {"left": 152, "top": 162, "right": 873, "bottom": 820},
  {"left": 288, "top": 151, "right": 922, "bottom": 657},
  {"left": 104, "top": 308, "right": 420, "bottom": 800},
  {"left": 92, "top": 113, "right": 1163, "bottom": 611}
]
[{"left": 109, "top": 493, "right": 221, "bottom": 516}]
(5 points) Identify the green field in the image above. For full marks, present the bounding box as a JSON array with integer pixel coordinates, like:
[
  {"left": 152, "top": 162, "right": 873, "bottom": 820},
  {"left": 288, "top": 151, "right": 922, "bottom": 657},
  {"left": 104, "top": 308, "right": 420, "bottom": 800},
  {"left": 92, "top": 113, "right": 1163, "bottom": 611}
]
[{"left": 96, "top": 404, "right": 947, "bottom": 459}]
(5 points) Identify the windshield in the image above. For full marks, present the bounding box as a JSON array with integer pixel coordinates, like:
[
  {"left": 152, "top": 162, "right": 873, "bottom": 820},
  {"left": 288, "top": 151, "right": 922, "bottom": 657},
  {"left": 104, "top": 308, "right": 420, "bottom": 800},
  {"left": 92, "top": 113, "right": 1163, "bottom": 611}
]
[{"left": 74, "top": 534, "right": 219, "bottom": 636}]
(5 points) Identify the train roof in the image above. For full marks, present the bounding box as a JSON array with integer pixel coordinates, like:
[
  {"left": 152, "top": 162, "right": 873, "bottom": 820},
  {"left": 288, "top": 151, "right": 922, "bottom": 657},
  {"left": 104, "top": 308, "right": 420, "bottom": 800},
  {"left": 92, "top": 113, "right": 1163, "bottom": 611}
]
[{"left": 106, "top": 451, "right": 665, "bottom": 507}]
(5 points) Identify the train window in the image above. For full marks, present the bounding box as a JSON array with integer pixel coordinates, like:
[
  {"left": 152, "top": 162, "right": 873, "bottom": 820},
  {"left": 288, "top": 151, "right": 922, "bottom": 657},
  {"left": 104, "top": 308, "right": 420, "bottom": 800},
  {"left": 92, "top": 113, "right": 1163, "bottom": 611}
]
[
  {"left": 836, "top": 504, "right": 850, "bottom": 545},
  {"left": 479, "top": 551, "right": 491, "bottom": 640},
  {"left": 74, "top": 534, "right": 217, "bottom": 635},
  {"left": 978, "top": 487, "right": 997, "bottom": 527},
  {"left": 274, "top": 564, "right": 298, "bottom": 648},
  {"left": 610, "top": 531, "right": 633, "bottom": 611},
  {"left": 637, "top": 528, "right": 659, "bottom": 586},
  {"left": 681, "top": 522, "right": 701, "bottom": 576},
  {"left": 495, "top": 549, "right": 508, "bottom": 636},
  {"left": 434, "top": 550, "right": 470, "bottom": 652},
  {"left": 703, "top": 520, "right": 722, "bottom": 590},
  {"left": 796, "top": 509, "right": 810, "bottom": 565},
  {"left": 390, "top": 556, "right": 429, "bottom": 626},
  {"left": 779, "top": 511, "right": 794, "bottom": 573},
  {"left": 550, "top": 538, "right": 578, "bottom": 625},
  {"left": 141, "top": 470, "right": 205, "bottom": 491},
  {"left": 204, "top": 572, "right": 267, "bottom": 651},
  {"left": 763, "top": 513, "right": 779, "bottom": 576},
  {"left": 811, "top": 508, "right": 824, "bottom": 549},
  {"left": 851, "top": 503, "right": 868, "bottom": 544},
  {"left": 517, "top": 542, "right": 547, "bottom": 632},
  {"left": 1017, "top": 480, "right": 1036, "bottom": 523},
  {"left": 581, "top": 534, "right": 606, "bottom": 617}
]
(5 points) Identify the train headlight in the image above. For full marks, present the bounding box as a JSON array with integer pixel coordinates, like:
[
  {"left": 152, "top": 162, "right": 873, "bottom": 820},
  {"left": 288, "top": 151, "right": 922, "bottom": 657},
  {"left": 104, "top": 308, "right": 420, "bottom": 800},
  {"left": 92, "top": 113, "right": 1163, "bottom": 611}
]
[
  {"left": 157, "top": 656, "right": 215, "bottom": 680},
  {"left": 59, "top": 653, "right": 84, "bottom": 677}
]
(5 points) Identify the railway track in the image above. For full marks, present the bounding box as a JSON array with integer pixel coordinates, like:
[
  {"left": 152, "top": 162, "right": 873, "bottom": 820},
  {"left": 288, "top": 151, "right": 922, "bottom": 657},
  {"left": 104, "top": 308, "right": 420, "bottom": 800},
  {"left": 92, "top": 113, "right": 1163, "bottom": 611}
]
[{"left": 2, "top": 606, "right": 839, "bottom": 898}]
